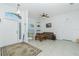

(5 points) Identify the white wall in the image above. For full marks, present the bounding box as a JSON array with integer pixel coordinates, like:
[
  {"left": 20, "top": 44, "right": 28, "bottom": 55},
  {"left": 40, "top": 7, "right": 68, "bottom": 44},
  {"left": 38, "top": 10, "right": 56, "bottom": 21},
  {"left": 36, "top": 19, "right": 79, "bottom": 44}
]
[
  {"left": 28, "top": 18, "right": 43, "bottom": 40},
  {"left": 0, "top": 5, "right": 28, "bottom": 46},
  {"left": 41, "top": 11, "right": 79, "bottom": 42},
  {"left": 40, "top": 18, "right": 54, "bottom": 32},
  {"left": 28, "top": 18, "right": 37, "bottom": 32},
  {"left": 0, "top": 19, "right": 18, "bottom": 47},
  {"left": 0, "top": 6, "right": 19, "bottom": 47},
  {"left": 28, "top": 18, "right": 38, "bottom": 40}
]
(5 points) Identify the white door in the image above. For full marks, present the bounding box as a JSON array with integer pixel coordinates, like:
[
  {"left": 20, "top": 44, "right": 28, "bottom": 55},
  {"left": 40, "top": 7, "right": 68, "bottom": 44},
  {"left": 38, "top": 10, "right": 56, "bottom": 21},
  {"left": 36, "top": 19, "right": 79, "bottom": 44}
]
[{"left": 0, "top": 19, "right": 20, "bottom": 47}]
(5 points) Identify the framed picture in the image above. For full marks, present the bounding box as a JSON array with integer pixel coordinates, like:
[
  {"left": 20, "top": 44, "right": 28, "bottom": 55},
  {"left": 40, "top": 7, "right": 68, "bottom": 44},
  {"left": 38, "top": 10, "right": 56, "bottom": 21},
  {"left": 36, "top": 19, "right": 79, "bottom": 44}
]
[
  {"left": 37, "top": 25, "right": 40, "bottom": 27},
  {"left": 30, "top": 24, "right": 34, "bottom": 27},
  {"left": 46, "top": 23, "right": 52, "bottom": 28}
]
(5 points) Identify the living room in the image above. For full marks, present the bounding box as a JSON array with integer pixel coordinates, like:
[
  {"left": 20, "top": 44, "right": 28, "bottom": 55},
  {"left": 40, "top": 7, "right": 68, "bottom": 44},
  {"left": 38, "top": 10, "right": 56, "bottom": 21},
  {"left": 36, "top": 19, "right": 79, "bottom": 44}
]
[
  {"left": 28, "top": 3, "right": 79, "bottom": 55},
  {"left": 28, "top": 3, "right": 79, "bottom": 42},
  {"left": 0, "top": 3, "right": 79, "bottom": 56}
]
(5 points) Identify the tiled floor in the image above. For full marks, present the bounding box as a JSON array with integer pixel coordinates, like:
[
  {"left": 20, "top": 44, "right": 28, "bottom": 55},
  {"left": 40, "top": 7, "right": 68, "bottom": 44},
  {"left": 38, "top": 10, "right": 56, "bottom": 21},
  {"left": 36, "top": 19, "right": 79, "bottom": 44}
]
[
  {"left": 29, "top": 39, "right": 79, "bottom": 56},
  {"left": 0, "top": 40, "right": 79, "bottom": 56}
]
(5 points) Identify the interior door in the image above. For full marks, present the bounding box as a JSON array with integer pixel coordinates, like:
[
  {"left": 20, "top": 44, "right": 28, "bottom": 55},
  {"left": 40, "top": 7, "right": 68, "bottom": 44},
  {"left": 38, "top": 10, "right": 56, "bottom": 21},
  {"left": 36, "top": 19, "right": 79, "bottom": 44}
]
[{"left": 0, "top": 19, "right": 19, "bottom": 47}]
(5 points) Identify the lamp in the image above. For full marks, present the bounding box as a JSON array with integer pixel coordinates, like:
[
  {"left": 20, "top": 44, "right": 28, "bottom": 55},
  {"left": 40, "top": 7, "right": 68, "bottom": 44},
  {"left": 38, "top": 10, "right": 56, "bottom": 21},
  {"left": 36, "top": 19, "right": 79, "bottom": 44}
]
[{"left": 17, "top": 4, "right": 20, "bottom": 14}]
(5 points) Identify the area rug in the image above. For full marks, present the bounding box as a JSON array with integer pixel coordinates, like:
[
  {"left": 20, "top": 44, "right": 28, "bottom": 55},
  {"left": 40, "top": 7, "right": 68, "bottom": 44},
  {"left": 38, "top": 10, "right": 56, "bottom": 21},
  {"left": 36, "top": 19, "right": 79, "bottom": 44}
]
[{"left": 1, "top": 42, "right": 41, "bottom": 56}]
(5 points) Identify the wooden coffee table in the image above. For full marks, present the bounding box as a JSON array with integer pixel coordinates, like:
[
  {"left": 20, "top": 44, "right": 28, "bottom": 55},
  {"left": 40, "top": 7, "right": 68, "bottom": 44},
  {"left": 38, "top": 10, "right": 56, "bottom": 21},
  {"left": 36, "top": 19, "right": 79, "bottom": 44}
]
[{"left": 35, "top": 34, "right": 47, "bottom": 41}]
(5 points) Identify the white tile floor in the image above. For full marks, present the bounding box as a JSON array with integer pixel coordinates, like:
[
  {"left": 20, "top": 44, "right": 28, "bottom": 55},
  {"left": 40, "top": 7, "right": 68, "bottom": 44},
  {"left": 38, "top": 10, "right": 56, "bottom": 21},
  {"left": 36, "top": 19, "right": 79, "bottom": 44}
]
[
  {"left": 29, "top": 40, "right": 79, "bottom": 56},
  {"left": 0, "top": 39, "right": 79, "bottom": 56}
]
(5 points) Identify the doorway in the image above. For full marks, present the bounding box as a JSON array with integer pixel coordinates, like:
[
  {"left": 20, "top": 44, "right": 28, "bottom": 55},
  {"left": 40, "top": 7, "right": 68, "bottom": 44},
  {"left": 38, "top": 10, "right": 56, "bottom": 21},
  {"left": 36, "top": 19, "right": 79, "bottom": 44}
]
[{"left": 0, "top": 18, "right": 21, "bottom": 47}]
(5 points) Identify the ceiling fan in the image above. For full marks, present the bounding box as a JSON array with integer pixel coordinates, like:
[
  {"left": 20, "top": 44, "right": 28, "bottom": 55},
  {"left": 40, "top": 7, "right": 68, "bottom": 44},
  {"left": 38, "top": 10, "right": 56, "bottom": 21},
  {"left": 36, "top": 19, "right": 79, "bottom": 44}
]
[
  {"left": 69, "top": 3, "right": 74, "bottom": 5},
  {"left": 40, "top": 13, "right": 49, "bottom": 18}
]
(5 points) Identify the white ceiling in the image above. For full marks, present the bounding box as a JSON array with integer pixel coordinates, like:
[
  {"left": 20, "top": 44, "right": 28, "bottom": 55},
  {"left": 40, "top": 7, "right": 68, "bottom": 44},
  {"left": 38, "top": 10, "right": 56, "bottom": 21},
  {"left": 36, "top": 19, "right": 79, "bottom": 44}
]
[
  {"left": 22, "top": 3, "right": 79, "bottom": 19},
  {"left": 0, "top": 3, "right": 79, "bottom": 19}
]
